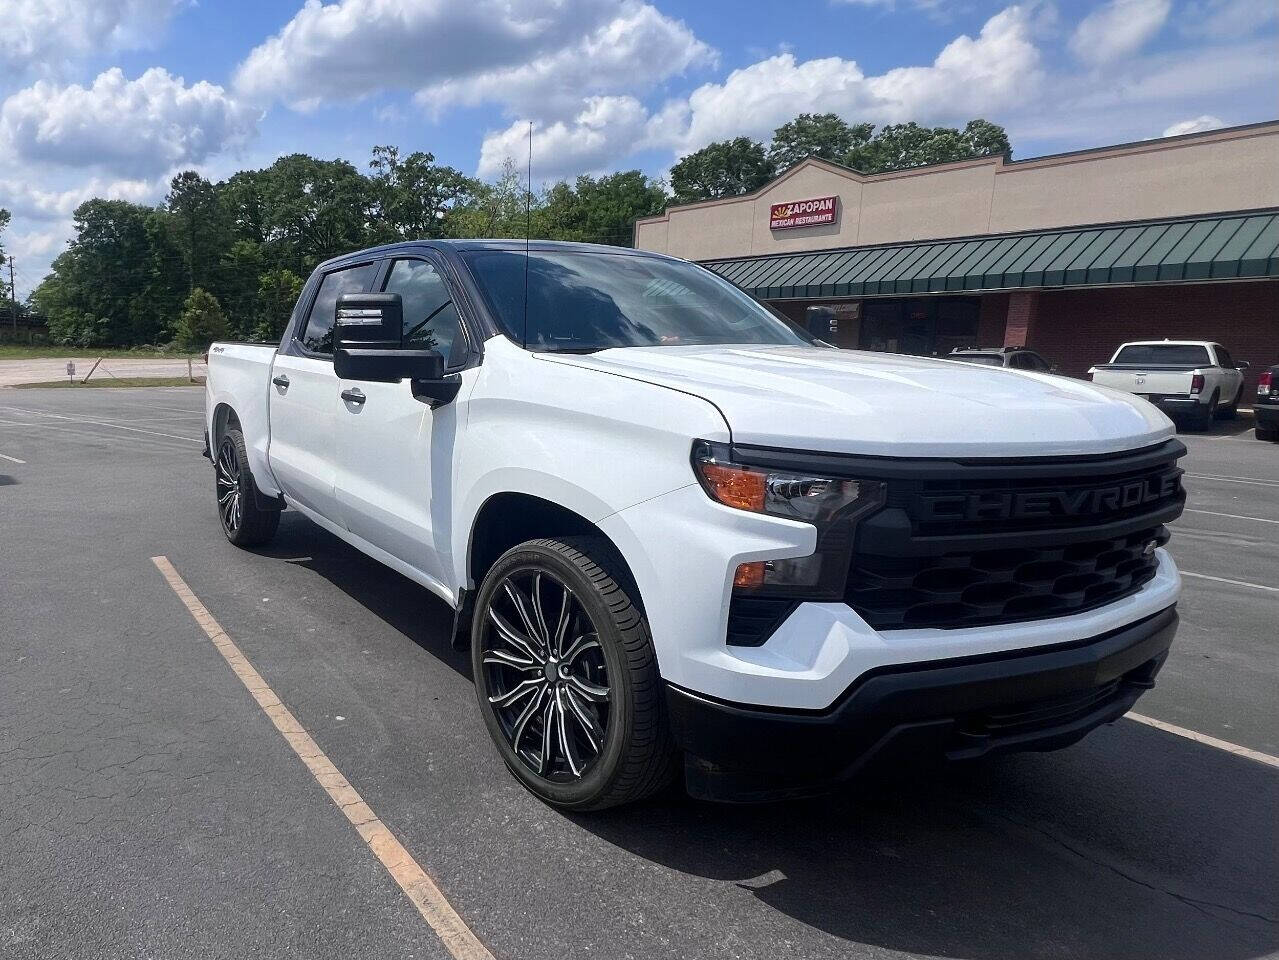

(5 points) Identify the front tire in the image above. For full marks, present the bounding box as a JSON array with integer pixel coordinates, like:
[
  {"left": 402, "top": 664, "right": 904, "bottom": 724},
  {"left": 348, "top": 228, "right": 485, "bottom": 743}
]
[
  {"left": 471, "top": 537, "right": 675, "bottom": 810},
  {"left": 215, "top": 427, "right": 280, "bottom": 547}
]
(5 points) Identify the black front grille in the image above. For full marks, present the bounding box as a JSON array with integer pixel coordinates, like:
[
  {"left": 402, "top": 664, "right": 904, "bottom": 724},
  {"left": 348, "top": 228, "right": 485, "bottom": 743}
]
[{"left": 843, "top": 442, "right": 1185, "bottom": 631}]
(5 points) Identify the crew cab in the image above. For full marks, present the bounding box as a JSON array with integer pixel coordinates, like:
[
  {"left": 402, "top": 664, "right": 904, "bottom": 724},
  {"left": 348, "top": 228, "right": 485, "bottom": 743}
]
[
  {"left": 205, "top": 240, "right": 1185, "bottom": 809},
  {"left": 1256, "top": 365, "right": 1279, "bottom": 441},
  {"left": 1089, "top": 340, "right": 1248, "bottom": 429}
]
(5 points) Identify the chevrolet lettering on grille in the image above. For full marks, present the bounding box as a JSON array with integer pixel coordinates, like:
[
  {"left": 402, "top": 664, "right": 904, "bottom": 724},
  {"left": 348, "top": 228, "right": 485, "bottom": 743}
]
[{"left": 917, "top": 470, "right": 1182, "bottom": 522}]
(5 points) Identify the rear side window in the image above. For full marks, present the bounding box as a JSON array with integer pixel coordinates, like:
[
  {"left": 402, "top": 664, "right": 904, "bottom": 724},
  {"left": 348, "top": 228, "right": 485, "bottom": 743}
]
[
  {"left": 1214, "top": 345, "right": 1234, "bottom": 368},
  {"left": 382, "top": 259, "right": 464, "bottom": 365},
  {"left": 1113, "top": 344, "right": 1211, "bottom": 366},
  {"left": 1009, "top": 352, "right": 1036, "bottom": 369},
  {"left": 300, "top": 263, "right": 378, "bottom": 354}
]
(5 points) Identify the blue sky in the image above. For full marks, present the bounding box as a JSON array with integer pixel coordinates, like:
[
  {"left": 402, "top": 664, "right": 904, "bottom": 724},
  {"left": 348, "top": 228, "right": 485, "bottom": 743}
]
[{"left": 2, "top": 0, "right": 1276, "bottom": 296}]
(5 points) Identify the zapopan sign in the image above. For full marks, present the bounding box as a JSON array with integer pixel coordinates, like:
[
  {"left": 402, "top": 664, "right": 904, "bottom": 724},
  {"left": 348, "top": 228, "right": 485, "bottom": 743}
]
[{"left": 769, "top": 195, "right": 838, "bottom": 230}]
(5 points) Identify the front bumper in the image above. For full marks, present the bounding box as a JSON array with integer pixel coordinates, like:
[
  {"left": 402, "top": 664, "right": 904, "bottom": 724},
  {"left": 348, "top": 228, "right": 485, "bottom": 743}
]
[{"left": 668, "top": 605, "right": 1177, "bottom": 800}]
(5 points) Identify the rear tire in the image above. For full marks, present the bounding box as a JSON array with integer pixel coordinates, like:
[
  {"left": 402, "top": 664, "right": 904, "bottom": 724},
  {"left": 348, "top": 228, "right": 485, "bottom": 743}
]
[
  {"left": 471, "top": 536, "right": 676, "bottom": 810},
  {"left": 215, "top": 427, "right": 280, "bottom": 547},
  {"left": 1187, "top": 393, "right": 1217, "bottom": 431}
]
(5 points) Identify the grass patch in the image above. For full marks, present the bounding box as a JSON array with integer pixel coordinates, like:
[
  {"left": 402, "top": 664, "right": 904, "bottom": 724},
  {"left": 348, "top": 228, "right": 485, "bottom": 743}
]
[
  {"left": 14, "top": 376, "right": 205, "bottom": 389},
  {"left": 0, "top": 345, "right": 199, "bottom": 360}
]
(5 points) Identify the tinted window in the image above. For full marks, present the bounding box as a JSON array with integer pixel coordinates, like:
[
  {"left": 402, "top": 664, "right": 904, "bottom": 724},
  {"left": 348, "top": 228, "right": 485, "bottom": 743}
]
[
  {"left": 1028, "top": 353, "right": 1051, "bottom": 371},
  {"left": 383, "top": 259, "right": 464, "bottom": 365},
  {"left": 301, "top": 263, "right": 378, "bottom": 354},
  {"left": 1009, "top": 352, "right": 1035, "bottom": 369},
  {"left": 461, "top": 250, "right": 809, "bottom": 352},
  {"left": 1214, "top": 345, "right": 1234, "bottom": 368},
  {"left": 951, "top": 354, "right": 1004, "bottom": 366},
  {"left": 1113, "top": 344, "right": 1211, "bottom": 366}
]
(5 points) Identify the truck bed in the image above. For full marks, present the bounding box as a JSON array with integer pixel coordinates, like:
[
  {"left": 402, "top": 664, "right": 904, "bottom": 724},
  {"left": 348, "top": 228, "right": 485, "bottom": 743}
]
[{"left": 205, "top": 341, "right": 280, "bottom": 496}]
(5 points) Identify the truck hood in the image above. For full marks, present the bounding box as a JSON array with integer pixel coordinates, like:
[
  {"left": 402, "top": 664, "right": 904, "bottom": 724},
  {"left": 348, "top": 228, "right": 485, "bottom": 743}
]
[{"left": 543, "top": 345, "right": 1174, "bottom": 457}]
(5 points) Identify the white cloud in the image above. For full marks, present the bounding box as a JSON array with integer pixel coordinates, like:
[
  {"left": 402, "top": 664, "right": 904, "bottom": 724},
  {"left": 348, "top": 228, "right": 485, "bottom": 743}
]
[
  {"left": 235, "top": 0, "right": 709, "bottom": 115},
  {"left": 415, "top": 3, "right": 713, "bottom": 119},
  {"left": 648, "top": 5, "right": 1041, "bottom": 155},
  {"left": 0, "top": 176, "right": 160, "bottom": 222},
  {"left": 1161, "top": 114, "right": 1225, "bottom": 137},
  {"left": 0, "top": 0, "right": 184, "bottom": 73},
  {"left": 0, "top": 68, "right": 259, "bottom": 179},
  {"left": 1069, "top": 0, "right": 1171, "bottom": 66},
  {"left": 477, "top": 96, "right": 650, "bottom": 180}
]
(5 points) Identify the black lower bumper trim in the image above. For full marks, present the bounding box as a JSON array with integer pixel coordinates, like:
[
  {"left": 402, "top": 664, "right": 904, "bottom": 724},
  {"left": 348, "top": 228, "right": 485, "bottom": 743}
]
[{"left": 667, "top": 606, "right": 1177, "bottom": 800}]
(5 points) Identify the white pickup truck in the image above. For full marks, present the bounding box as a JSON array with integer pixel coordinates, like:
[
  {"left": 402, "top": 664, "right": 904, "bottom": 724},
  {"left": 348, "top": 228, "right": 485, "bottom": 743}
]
[
  {"left": 1089, "top": 340, "right": 1248, "bottom": 429},
  {"left": 205, "top": 240, "right": 1186, "bottom": 809}
]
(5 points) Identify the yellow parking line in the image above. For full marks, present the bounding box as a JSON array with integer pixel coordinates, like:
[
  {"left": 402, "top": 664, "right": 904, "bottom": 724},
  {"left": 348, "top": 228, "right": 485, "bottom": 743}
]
[
  {"left": 1127, "top": 713, "right": 1279, "bottom": 770},
  {"left": 150, "top": 556, "right": 495, "bottom": 960}
]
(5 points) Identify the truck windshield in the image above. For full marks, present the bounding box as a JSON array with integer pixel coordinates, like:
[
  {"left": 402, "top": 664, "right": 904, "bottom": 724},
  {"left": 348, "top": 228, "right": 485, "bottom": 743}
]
[
  {"left": 1113, "top": 344, "right": 1211, "bottom": 365},
  {"left": 460, "top": 249, "right": 811, "bottom": 352}
]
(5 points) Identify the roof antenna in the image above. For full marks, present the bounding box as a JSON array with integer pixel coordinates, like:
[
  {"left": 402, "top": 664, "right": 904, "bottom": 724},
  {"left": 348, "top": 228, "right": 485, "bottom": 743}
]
[{"left": 522, "top": 120, "right": 532, "bottom": 350}]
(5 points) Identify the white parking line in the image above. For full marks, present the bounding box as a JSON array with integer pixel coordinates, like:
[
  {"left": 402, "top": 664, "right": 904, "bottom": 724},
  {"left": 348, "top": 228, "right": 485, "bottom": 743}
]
[
  {"left": 0, "top": 451, "right": 25, "bottom": 464},
  {"left": 0, "top": 406, "right": 199, "bottom": 443},
  {"left": 1183, "top": 508, "right": 1279, "bottom": 525},
  {"left": 151, "top": 557, "right": 495, "bottom": 960},
  {"left": 1186, "top": 473, "right": 1279, "bottom": 488},
  {"left": 1180, "top": 570, "right": 1279, "bottom": 593},
  {"left": 1127, "top": 714, "right": 1279, "bottom": 770}
]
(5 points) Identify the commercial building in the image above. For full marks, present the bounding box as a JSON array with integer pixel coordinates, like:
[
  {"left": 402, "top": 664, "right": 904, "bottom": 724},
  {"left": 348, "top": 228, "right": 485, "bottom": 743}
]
[{"left": 634, "top": 121, "right": 1279, "bottom": 390}]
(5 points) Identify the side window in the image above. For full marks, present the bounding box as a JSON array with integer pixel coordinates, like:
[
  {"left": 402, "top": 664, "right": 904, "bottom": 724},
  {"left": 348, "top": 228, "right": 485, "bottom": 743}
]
[
  {"left": 1028, "top": 353, "right": 1051, "bottom": 371},
  {"left": 383, "top": 258, "right": 464, "bottom": 365},
  {"left": 1214, "top": 345, "right": 1234, "bottom": 369},
  {"left": 300, "top": 263, "right": 378, "bottom": 354},
  {"left": 1009, "top": 352, "right": 1034, "bottom": 369}
]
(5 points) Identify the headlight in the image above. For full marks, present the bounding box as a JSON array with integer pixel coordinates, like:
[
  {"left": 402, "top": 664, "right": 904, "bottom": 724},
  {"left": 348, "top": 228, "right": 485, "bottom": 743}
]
[{"left": 691, "top": 440, "right": 884, "bottom": 598}]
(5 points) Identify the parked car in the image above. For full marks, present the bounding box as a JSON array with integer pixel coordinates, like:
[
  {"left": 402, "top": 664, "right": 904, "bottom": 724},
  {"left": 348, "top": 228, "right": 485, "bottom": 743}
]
[
  {"left": 1088, "top": 340, "right": 1247, "bottom": 429},
  {"left": 1256, "top": 365, "right": 1279, "bottom": 441},
  {"left": 205, "top": 240, "right": 1186, "bottom": 809},
  {"left": 947, "top": 346, "right": 1056, "bottom": 372}
]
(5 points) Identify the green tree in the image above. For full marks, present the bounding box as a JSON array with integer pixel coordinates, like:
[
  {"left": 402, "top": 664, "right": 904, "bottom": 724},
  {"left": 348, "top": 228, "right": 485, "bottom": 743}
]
[
  {"left": 166, "top": 171, "right": 231, "bottom": 295},
  {"left": 367, "top": 145, "right": 478, "bottom": 243},
  {"left": 174, "top": 287, "right": 228, "bottom": 349},
  {"left": 848, "top": 119, "right": 1011, "bottom": 173},
  {"left": 768, "top": 114, "right": 874, "bottom": 172},
  {"left": 260, "top": 154, "right": 374, "bottom": 274},
  {"left": 669, "top": 137, "right": 776, "bottom": 204},
  {"left": 252, "top": 268, "right": 304, "bottom": 342},
  {"left": 541, "top": 171, "right": 667, "bottom": 245},
  {"left": 450, "top": 159, "right": 545, "bottom": 239}
]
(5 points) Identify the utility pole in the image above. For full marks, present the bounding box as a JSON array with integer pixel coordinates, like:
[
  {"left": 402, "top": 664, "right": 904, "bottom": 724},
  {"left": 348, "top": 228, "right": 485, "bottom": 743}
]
[{"left": 8, "top": 258, "right": 15, "bottom": 333}]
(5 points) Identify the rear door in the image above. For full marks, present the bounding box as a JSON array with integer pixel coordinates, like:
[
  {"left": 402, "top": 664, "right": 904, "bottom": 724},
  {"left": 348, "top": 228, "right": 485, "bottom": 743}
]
[
  {"left": 269, "top": 261, "right": 379, "bottom": 523},
  {"left": 335, "top": 254, "right": 476, "bottom": 591}
]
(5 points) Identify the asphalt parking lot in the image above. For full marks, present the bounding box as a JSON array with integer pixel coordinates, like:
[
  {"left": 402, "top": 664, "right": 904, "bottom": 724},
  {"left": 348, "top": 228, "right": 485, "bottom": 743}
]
[{"left": 1, "top": 387, "right": 1276, "bottom": 960}]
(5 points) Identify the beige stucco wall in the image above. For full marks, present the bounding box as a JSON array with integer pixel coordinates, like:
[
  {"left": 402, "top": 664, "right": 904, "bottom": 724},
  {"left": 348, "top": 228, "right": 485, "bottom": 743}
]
[{"left": 634, "top": 122, "right": 1279, "bottom": 261}]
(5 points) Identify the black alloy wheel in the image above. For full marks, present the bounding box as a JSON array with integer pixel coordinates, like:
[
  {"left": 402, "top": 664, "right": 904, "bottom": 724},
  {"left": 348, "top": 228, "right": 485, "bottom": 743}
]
[
  {"left": 214, "top": 427, "right": 280, "bottom": 547},
  {"left": 472, "top": 537, "right": 675, "bottom": 810}
]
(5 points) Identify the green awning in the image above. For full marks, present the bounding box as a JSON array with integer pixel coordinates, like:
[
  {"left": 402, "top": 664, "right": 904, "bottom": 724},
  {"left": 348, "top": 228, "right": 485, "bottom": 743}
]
[{"left": 703, "top": 210, "right": 1279, "bottom": 300}]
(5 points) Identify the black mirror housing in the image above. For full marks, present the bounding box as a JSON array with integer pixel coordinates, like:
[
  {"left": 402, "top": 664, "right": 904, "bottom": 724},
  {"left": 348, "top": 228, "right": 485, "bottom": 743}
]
[
  {"left": 335, "top": 292, "right": 404, "bottom": 350},
  {"left": 335, "top": 347, "right": 445, "bottom": 382}
]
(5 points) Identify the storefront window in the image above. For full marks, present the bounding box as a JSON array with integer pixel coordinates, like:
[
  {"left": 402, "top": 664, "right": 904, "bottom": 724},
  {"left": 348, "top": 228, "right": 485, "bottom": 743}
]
[{"left": 854, "top": 297, "right": 979, "bottom": 356}]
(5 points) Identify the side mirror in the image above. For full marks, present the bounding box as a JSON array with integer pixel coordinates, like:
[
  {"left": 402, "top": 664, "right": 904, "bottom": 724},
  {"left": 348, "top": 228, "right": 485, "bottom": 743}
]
[
  {"left": 1236, "top": 361, "right": 1250, "bottom": 370},
  {"left": 333, "top": 292, "right": 460, "bottom": 405}
]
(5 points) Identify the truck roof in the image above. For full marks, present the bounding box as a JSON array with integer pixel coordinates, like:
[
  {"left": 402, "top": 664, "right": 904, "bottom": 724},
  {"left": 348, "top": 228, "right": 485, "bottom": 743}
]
[
  {"left": 315, "top": 238, "right": 676, "bottom": 273},
  {"left": 1117, "top": 340, "right": 1217, "bottom": 347}
]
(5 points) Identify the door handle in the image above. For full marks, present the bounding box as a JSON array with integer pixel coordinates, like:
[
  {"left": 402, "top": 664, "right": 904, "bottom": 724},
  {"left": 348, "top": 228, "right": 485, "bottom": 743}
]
[
  {"left": 340, "top": 388, "right": 366, "bottom": 405},
  {"left": 272, "top": 375, "right": 290, "bottom": 389}
]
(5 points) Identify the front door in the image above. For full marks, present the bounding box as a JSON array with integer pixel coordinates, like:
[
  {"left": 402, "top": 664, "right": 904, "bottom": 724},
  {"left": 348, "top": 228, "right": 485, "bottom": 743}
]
[
  {"left": 269, "top": 261, "right": 378, "bottom": 524},
  {"left": 336, "top": 255, "right": 473, "bottom": 592}
]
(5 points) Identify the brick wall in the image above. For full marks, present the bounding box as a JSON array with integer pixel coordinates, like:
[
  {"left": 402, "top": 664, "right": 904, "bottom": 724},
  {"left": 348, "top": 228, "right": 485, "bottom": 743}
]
[{"left": 1024, "top": 281, "right": 1279, "bottom": 396}]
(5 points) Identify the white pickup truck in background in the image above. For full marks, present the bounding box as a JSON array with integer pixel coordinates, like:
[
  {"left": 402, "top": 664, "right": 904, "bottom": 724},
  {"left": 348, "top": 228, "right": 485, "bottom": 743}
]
[
  {"left": 204, "top": 239, "right": 1187, "bottom": 809},
  {"left": 1088, "top": 340, "right": 1248, "bottom": 429}
]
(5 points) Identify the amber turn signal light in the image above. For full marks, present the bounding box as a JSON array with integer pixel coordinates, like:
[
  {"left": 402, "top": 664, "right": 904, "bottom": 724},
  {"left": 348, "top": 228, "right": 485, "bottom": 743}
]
[
  {"left": 696, "top": 461, "right": 766, "bottom": 512},
  {"left": 734, "top": 562, "right": 766, "bottom": 588}
]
